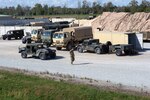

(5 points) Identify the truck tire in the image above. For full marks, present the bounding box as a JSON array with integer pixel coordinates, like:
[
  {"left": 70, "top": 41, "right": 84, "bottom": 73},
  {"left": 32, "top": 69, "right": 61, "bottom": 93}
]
[
  {"left": 39, "top": 53, "right": 47, "bottom": 60},
  {"left": 2, "top": 37, "right": 6, "bottom": 40},
  {"left": 116, "top": 49, "right": 123, "bottom": 56},
  {"left": 56, "top": 47, "right": 62, "bottom": 50},
  {"left": 21, "top": 51, "right": 27, "bottom": 58},
  {"left": 95, "top": 47, "right": 101, "bottom": 54},
  {"left": 77, "top": 46, "right": 83, "bottom": 53}
]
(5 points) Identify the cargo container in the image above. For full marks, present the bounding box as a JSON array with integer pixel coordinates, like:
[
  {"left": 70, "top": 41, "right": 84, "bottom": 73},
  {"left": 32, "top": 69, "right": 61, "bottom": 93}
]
[{"left": 93, "top": 30, "right": 143, "bottom": 50}]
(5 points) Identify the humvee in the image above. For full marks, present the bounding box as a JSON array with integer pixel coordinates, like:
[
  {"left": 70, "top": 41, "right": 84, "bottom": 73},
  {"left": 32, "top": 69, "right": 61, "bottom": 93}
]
[
  {"left": 2, "top": 29, "right": 24, "bottom": 40},
  {"left": 77, "top": 39, "right": 108, "bottom": 54},
  {"left": 18, "top": 43, "right": 56, "bottom": 60}
]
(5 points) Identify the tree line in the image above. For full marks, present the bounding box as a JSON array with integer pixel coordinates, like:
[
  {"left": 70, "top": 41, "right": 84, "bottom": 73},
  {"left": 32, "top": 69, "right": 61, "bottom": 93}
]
[{"left": 0, "top": 0, "right": 150, "bottom": 16}]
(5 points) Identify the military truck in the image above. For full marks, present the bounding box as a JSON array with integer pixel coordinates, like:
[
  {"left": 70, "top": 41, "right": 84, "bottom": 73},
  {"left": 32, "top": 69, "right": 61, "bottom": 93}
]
[
  {"left": 2, "top": 29, "right": 24, "bottom": 40},
  {"left": 18, "top": 43, "right": 56, "bottom": 60},
  {"left": 77, "top": 39, "right": 137, "bottom": 56},
  {"left": 41, "top": 30, "right": 56, "bottom": 46},
  {"left": 22, "top": 29, "right": 55, "bottom": 47},
  {"left": 31, "top": 29, "right": 43, "bottom": 42},
  {"left": 53, "top": 26, "right": 93, "bottom": 50}
]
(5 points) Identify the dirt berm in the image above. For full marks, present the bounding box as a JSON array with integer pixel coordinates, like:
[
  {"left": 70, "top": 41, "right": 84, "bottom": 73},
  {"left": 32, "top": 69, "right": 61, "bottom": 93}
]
[{"left": 92, "top": 12, "right": 150, "bottom": 32}]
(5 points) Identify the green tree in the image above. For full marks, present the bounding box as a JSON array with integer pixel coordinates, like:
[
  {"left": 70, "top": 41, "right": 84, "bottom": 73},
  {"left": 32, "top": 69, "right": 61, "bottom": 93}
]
[
  {"left": 92, "top": 1, "right": 102, "bottom": 14},
  {"left": 82, "top": 0, "right": 90, "bottom": 14},
  {"left": 139, "top": 0, "right": 150, "bottom": 12},
  {"left": 32, "top": 3, "right": 44, "bottom": 15},
  {"left": 43, "top": 5, "right": 49, "bottom": 15},
  {"left": 16, "top": 5, "right": 24, "bottom": 16},
  {"left": 128, "top": 0, "right": 139, "bottom": 13},
  {"left": 103, "top": 2, "right": 116, "bottom": 12}
]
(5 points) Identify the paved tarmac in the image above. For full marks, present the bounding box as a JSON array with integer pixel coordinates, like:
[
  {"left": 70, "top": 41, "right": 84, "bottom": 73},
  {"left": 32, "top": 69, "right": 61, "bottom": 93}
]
[{"left": 0, "top": 40, "right": 150, "bottom": 89}]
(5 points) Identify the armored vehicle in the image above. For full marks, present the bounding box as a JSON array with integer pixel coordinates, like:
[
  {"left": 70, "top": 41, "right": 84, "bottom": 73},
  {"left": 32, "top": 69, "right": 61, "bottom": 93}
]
[
  {"left": 77, "top": 39, "right": 108, "bottom": 54},
  {"left": 18, "top": 43, "right": 56, "bottom": 60},
  {"left": 2, "top": 29, "right": 24, "bottom": 40}
]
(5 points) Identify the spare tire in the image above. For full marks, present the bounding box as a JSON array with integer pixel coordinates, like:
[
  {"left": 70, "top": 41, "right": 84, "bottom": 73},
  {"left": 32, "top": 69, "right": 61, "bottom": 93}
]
[{"left": 22, "top": 37, "right": 26, "bottom": 44}]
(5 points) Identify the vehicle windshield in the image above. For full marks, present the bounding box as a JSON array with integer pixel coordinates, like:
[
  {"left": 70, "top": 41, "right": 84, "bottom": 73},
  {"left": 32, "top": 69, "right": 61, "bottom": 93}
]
[
  {"left": 31, "top": 30, "right": 38, "bottom": 35},
  {"left": 53, "top": 33, "right": 64, "bottom": 39},
  {"left": 43, "top": 31, "right": 51, "bottom": 36}
]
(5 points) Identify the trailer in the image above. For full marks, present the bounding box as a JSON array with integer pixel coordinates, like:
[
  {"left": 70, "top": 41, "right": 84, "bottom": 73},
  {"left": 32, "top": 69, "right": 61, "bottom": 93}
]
[{"left": 93, "top": 31, "right": 143, "bottom": 50}]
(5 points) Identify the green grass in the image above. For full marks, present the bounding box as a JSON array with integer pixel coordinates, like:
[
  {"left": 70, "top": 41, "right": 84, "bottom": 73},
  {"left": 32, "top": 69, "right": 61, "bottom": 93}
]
[{"left": 0, "top": 70, "right": 150, "bottom": 100}]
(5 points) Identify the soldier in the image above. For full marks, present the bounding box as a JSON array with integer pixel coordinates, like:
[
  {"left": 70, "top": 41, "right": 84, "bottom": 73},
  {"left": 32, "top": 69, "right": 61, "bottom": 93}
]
[{"left": 69, "top": 48, "right": 75, "bottom": 64}]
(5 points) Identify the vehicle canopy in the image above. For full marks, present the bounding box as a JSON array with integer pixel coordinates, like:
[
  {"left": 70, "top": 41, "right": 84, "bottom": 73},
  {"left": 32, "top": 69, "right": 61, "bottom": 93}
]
[{"left": 53, "top": 26, "right": 93, "bottom": 40}]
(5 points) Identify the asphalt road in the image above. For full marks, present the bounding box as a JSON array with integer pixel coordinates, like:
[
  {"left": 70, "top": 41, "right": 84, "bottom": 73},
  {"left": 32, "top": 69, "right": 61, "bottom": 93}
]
[{"left": 0, "top": 40, "right": 150, "bottom": 89}]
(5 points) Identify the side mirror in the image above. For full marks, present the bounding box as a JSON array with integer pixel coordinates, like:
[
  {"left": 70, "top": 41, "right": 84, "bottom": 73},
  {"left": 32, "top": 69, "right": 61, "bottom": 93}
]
[{"left": 64, "top": 34, "right": 67, "bottom": 38}]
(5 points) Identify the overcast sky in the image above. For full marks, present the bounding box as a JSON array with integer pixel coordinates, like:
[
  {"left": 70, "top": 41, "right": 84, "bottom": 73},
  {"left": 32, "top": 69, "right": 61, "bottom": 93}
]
[{"left": 0, "top": 0, "right": 142, "bottom": 8}]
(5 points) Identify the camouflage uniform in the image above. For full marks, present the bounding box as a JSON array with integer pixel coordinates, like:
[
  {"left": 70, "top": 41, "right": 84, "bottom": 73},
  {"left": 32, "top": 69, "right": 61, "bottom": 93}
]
[{"left": 69, "top": 48, "right": 75, "bottom": 64}]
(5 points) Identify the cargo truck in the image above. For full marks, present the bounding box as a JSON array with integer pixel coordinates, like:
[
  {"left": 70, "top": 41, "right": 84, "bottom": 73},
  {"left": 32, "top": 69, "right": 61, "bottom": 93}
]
[{"left": 53, "top": 26, "right": 93, "bottom": 50}]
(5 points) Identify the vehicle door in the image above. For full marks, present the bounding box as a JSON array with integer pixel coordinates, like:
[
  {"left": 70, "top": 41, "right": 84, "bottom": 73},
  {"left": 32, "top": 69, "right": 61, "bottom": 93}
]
[
  {"left": 88, "top": 40, "right": 97, "bottom": 51},
  {"left": 26, "top": 45, "right": 32, "bottom": 54}
]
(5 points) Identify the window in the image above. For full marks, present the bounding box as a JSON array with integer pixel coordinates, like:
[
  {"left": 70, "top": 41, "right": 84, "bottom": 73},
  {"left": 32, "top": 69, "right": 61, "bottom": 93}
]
[
  {"left": 53, "top": 33, "right": 64, "bottom": 39},
  {"left": 43, "top": 31, "right": 51, "bottom": 36}
]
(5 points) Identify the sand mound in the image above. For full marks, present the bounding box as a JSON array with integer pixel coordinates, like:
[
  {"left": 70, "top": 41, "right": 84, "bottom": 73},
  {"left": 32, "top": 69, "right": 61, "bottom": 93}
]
[{"left": 92, "top": 12, "right": 150, "bottom": 32}]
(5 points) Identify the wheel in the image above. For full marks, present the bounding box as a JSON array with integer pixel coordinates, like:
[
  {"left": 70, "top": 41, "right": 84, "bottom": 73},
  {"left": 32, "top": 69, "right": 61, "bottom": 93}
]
[
  {"left": 66, "top": 43, "right": 72, "bottom": 51},
  {"left": 39, "top": 53, "right": 46, "bottom": 60},
  {"left": 51, "top": 53, "right": 56, "bottom": 59},
  {"left": 2, "top": 37, "right": 6, "bottom": 40},
  {"left": 116, "top": 49, "right": 123, "bottom": 56},
  {"left": 56, "top": 47, "right": 62, "bottom": 50},
  {"left": 21, "top": 51, "right": 27, "bottom": 58},
  {"left": 77, "top": 46, "right": 83, "bottom": 53},
  {"left": 95, "top": 47, "right": 101, "bottom": 54}
]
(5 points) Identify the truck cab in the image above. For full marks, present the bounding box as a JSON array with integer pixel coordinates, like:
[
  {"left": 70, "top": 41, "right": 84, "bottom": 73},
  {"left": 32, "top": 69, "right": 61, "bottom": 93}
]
[
  {"left": 53, "top": 31, "right": 72, "bottom": 50},
  {"left": 41, "top": 30, "right": 55, "bottom": 46}
]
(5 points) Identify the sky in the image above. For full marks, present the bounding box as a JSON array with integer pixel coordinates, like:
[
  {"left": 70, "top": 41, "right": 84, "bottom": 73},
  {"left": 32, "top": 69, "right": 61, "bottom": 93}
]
[{"left": 0, "top": 0, "right": 143, "bottom": 8}]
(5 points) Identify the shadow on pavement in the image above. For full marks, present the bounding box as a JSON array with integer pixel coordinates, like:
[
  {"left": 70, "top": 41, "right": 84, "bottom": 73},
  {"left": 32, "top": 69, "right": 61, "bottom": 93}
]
[
  {"left": 26, "top": 56, "right": 65, "bottom": 60},
  {"left": 73, "top": 63, "right": 93, "bottom": 65}
]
